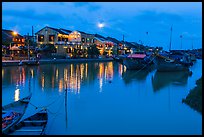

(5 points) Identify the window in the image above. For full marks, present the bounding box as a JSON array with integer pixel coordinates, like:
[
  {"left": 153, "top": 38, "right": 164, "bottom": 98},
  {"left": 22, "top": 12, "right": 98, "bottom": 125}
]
[
  {"left": 82, "top": 38, "right": 85, "bottom": 43},
  {"left": 49, "top": 35, "right": 55, "bottom": 42},
  {"left": 38, "top": 35, "right": 44, "bottom": 42}
]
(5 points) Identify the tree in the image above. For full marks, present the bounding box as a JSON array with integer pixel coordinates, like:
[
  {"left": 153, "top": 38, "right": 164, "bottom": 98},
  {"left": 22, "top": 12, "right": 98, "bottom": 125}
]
[{"left": 87, "top": 44, "right": 100, "bottom": 58}]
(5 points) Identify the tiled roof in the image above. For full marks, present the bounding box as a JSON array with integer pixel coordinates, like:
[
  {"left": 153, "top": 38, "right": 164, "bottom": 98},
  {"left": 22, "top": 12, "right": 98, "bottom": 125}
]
[
  {"left": 35, "top": 26, "right": 68, "bottom": 35},
  {"left": 2, "top": 29, "right": 24, "bottom": 38},
  {"left": 59, "top": 28, "right": 72, "bottom": 34}
]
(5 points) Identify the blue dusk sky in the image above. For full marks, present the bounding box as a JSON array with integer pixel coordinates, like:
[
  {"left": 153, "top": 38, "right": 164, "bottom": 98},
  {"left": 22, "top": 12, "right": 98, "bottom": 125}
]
[{"left": 2, "top": 2, "right": 202, "bottom": 50}]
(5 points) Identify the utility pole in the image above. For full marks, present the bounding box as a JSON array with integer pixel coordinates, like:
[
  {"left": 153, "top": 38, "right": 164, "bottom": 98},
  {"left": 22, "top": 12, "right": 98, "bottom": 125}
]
[
  {"left": 169, "top": 26, "right": 173, "bottom": 51},
  {"left": 32, "top": 26, "right": 34, "bottom": 48},
  {"left": 27, "top": 33, "right": 30, "bottom": 60}
]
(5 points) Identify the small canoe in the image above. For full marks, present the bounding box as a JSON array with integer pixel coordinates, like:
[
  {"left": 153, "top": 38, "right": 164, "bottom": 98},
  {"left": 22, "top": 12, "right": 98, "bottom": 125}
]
[
  {"left": 7, "top": 109, "right": 48, "bottom": 135},
  {"left": 2, "top": 94, "right": 32, "bottom": 134}
]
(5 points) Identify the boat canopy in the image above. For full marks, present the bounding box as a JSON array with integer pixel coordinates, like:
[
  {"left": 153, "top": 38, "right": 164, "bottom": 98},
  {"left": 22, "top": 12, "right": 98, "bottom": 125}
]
[{"left": 127, "top": 54, "right": 146, "bottom": 59}]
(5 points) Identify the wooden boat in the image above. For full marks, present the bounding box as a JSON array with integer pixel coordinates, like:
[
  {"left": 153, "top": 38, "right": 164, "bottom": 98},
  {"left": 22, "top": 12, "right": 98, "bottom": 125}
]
[
  {"left": 123, "top": 51, "right": 154, "bottom": 70},
  {"left": 154, "top": 52, "right": 193, "bottom": 72},
  {"left": 7, "top": 109, "right": 48, "bottom": 135},
  {"left": 2, "top": 94, "right": 32, "bottom": 134}
]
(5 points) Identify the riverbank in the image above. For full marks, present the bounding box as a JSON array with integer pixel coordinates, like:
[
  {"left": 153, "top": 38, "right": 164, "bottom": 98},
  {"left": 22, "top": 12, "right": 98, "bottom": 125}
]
[
  {"left": 2, "top": 58, "right": 114, "bottom": 67},
  {"left": 182, "top": 77, "right": 202, "bottom": 114}
]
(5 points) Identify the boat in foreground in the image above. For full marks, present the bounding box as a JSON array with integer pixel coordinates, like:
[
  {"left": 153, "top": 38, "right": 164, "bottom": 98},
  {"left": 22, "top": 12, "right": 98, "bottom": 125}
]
[
  {"left": 2, "top": 94, "right": 32, "bottom": 134},
  {"left": 7, "top": 109, "right": 48, "bottom": 135}
]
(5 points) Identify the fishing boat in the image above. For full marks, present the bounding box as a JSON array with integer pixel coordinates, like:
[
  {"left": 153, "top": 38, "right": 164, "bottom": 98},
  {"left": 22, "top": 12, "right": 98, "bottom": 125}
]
[
  {"left": 2, "top": 94, "right": 32, "bottom": 134},
  {"left": 123, "top": 51, "right": 154, "bottom": 70},
  {"left": 6, "top": 109, "right": 48, "bottom": 135},
  {"left": 154, "top": 51, "right": 193, "bottom": 72}
]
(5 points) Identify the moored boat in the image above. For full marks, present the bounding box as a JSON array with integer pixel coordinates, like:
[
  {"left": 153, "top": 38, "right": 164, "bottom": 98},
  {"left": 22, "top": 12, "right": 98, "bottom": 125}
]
[
  {"left": 6, "top": 109, "right": 48, "bottom": 135},
  {"left": 123, "top": 51, "right": 154, "bottom": 70},
  {"left": 154, "top": 52, "right": 193, "bottom": 72},
  {"left": 2, "top": 94, "right": 32, "bottom": 134}
]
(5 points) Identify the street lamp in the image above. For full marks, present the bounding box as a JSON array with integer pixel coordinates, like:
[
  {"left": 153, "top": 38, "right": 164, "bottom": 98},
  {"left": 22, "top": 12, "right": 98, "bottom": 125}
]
[{"left": 10, "top": 31, "right": 18, "bottom": 58}]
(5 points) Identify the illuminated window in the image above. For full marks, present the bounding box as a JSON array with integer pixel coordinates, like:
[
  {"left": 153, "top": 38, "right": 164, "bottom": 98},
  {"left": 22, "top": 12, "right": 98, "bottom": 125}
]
[
  {"left": 38, "top": 35, "right": 44, "bottom": 42},
  {"left": 49, "top": 35, "right": 55, "bottom": 42},
  {"left": 82, "top": 38, "right": 85, "bottom": 43}
]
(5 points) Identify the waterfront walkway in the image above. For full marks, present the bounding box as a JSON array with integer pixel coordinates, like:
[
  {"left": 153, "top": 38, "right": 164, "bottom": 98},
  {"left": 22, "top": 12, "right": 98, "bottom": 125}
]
[{"left": 2, "top": 58, "right": 114, "bottom": 67}]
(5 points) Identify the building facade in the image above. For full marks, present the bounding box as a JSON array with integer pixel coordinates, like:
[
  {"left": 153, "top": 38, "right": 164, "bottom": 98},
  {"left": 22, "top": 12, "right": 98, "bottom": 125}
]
[
  {"left": 35, "top": 26, "right": 95, "bottom": 57},
  {"left": 2, "top": 29, "right": 25, "bottom": 47}
]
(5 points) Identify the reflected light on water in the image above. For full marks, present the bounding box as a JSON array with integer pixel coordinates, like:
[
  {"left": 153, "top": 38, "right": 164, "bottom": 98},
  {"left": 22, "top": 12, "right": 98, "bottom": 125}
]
[
  {"left": 56, "top": 68, "right": 59, "bottom": 80},
  {"left": 41, "top": 75, "right": 45, "bottom": 90},
  {"left": 64, "top": 68, "right": 68, "bottom": 81},
  {"left": 52, "top": 76, "right": 55, "bottom": 88},
  {"left": 30, "top": 69, "right": 34, "bottom": 78},
  {"left": 59, "top": 79, "right": 64, "bottom": 92},
  {"left": 99, "top": 78, "right": 103, "bottom": 92},
  {"left": 2, "top": 69, "right": 4, "bottom": 79},
  {"left": 85, "top": 63, "right": 88, "bottom": 78},
  {"left": 80, "top": 64, "right": 84, "bottom": 80},
  {"left": 14, "top": 89, "right": 20, "bottom": 101},
  {"left": 105, "top": 62, "right": 113, "bottom": 81}
]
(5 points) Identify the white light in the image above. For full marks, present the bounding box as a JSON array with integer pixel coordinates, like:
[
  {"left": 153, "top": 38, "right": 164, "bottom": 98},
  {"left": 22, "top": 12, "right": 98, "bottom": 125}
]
[{"left": 98, "top": 23, "right": 104, "bottom": 28}]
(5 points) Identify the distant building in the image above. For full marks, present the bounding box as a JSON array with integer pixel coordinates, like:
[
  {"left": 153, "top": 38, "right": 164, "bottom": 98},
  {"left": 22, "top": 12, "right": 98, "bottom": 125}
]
[
  {"left": 35, "top": 26, "right": 95, "bottom": 56},
  {"left": 94, "top": 34, "right": 114, "bottom": 56},
  {"left": 24, "top": 34, "right": 37, "bottom": 49},
  {"left": 2, "top": 29, "right": 25, "bottom": 47}
]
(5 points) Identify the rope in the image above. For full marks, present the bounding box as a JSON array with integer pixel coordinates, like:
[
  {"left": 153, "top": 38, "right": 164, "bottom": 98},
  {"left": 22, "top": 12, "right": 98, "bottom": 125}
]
[
  {"left": 45, "top": 90, "right": 67, "bottom": 134},
  {"left": 29, "top": 93, "right": 64, "bottom": 110}
]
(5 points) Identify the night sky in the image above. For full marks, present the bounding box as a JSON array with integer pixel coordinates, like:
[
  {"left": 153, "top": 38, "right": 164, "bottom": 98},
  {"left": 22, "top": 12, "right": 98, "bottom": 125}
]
[{"left": 2, "top": 2, "right": 202, "bottom": 50}]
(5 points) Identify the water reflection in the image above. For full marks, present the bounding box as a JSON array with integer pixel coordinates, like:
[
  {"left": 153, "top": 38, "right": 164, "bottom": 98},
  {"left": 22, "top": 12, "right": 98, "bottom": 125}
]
[
  {"left": 122, "top": 70, "right": 149, "bottom": 84},
  {"left": 34, "top": 62, "right": 115, "bottom": 93},
  {"left": 2, "top": 66, "right": 27, "bottom": 87},
  {"left": 121, "top": 66, "right": 154, "bottom": 84},
  {"left": 14, "top": 88, "right": 20, "bottom": 101},
  {"left": 151, "top": 70, "right": 192, "bottom": 92}
]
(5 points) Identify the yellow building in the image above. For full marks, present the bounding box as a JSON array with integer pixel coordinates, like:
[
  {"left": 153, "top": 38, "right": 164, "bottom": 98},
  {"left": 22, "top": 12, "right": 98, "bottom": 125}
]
[{"left": 36, "top": 26, "right": 95, "bottom": 57}]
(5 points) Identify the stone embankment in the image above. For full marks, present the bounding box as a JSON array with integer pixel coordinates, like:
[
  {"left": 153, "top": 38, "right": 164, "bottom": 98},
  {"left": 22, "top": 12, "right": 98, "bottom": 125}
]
[
  {"left": 2, "top": 58, "right": 114, "bottom": 67},
  {"left": 182, "top": 77, "right": 202, "bottom": 114}
]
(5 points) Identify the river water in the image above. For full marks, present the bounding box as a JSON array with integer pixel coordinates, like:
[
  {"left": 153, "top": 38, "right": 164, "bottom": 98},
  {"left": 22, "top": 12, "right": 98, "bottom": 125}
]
[{"left": 2, "top": 60, "right": 202, "bottom": 135}]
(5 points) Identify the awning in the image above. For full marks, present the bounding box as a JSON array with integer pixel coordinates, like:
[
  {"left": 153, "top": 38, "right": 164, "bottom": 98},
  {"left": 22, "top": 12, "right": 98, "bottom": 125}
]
[
  {"left": 128, "top": 54, "right": 146, "bottom": 59},
  {"left": 10, "top": 46, "right": 21, "bottom": 50}
]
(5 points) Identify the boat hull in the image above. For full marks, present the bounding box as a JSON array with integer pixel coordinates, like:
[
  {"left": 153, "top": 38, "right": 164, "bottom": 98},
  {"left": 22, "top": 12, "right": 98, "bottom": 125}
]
[
  {"left": 2, "top": 94, "right": 32, "bottom": 134},
  {"left": 8, "top": 109, "right": 48, "bottom": 135},
  {"left": 154, "top": 56, "right": 190, "bottom": 72},
  {"left": 123, "top": 57, "right": 153, "bottom": 70}
]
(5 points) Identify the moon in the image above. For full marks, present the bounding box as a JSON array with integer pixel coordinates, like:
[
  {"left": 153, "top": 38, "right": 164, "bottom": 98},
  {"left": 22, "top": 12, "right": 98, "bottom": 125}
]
[{"left": 98, "top": 23, "right": 104, "bottom": 28}]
